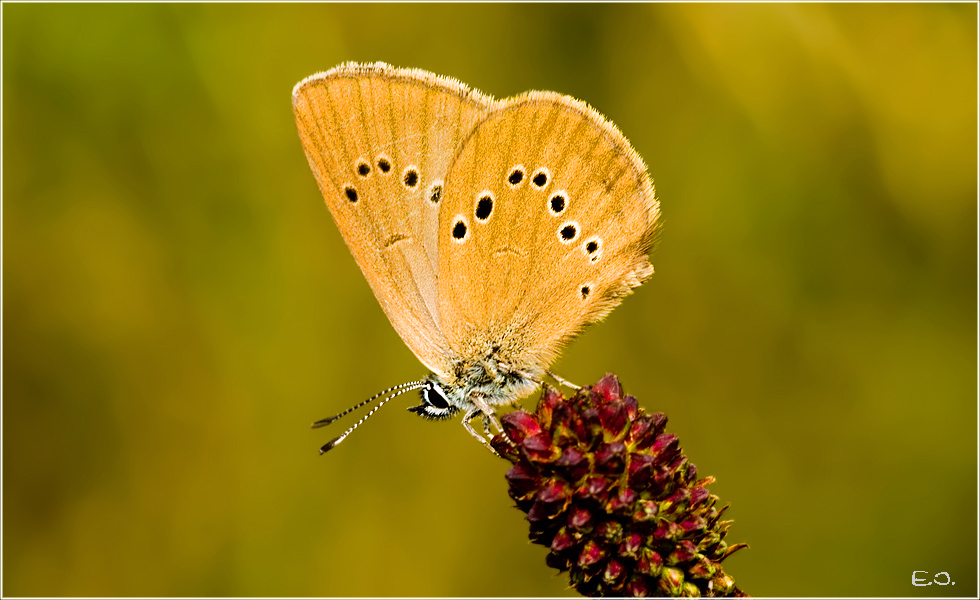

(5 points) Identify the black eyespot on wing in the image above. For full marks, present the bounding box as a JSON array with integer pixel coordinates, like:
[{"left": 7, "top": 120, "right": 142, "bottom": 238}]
[
  {"left": 475, "top": 195, "right": 493, "bottom": 221},
  {"left": 550, "top": 194, "right": 566, "bottom": 214},
  {"left": 345, "top": 186, "right": 358, "bottom": 203},
  {"left": 532, "top": 171, "right": 548, "bottom": 187},
  {"left": 581, "top": 285, "right": 591, "bottom": 299},
  {"left": 508, "top": 168, "right": 524, "bottom": 185},
  {"left": 404, "top": 169, "right": 419, "bottom": 187},
  {"left": 453, "top": 221, "right": 467, "bottom": 239},
  {"left": 561, "top": 224, "right": 577, "bottom": 240},
  {"left": 357, "top": 162, "right": 370, "bottom": 177},
  {"left": 430, "top": 184, "right": 442, "bottom": 203},
  {"left": 584, "top": 237, "right": 602, "bottom": 261},
  {"left": 377, "top": 158, "right": 391, "bottom": 173}
]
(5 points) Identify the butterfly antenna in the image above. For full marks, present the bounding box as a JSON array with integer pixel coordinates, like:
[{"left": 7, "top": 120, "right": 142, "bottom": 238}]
[
  {"left": 312, "top": 381, "right": 426, "bottom": 428},
  {"left": 317, "top": 382, "right": 428, "bottom": 454}
]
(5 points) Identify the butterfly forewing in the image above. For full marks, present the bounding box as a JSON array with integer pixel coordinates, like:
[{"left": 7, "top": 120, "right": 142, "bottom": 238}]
[
  {"left": 437, "top": 92, "right": 659, "bottom": 370},
  {"left": 293, "top": 63, "right": 493, "bottom": 374}
]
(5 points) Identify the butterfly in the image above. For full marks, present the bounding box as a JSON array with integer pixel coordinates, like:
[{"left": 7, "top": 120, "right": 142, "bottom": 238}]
[{"left": 292, "top": 62, "right": 659, "bottom": 453}]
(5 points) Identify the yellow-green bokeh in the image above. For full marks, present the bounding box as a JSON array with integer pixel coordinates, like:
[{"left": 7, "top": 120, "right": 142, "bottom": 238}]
[{"left": 4, "top": 3, "right": 976, "bottom": 596}]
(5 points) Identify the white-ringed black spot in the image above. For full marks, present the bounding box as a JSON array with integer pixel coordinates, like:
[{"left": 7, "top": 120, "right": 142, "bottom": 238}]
[
  {"left": 507, "top": 166, "right": 525, "bottom": 186},
  {"left": 549, "top": 193, "right": 567, "bottom": 215},
  {"left": 344, "top": 186, "right": 358, "bottom": 203},
  {"left": 356, "top": 161, "right": 370, "bottom": 177},
  {"left": 377, "top": 156, "right": 392, "bottom": 173},
  {"left": 532, "top": 168, "right": 550, "bottom": 187},
  {"left": 429, "top": 182, "right": 443, "bottom": 203},
  {"left": 403, "top": 167, "right": 419, "bottom": 188},
  {"left": 475, "top": 193, "right": 493, "bottom": 221},
  {"left": 558, "top": 221, "right": 579, "bottom": 243},
  {"left": 452, "top": 220, "right": 468, "bottom": 241},
  {"left": 581, "top": 285, "right": 591, "bottom": 299},
  {"left": 583, "top": 237, "right": 602, "bottom": 262}
]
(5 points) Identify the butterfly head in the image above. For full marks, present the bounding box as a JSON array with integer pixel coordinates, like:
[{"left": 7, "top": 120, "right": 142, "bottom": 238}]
[
  {"left": 313, "top": 358, "right": 543, "bottom": 454},
  {"left": 408, "top": 351, "right": 544, "bottom": 421}
]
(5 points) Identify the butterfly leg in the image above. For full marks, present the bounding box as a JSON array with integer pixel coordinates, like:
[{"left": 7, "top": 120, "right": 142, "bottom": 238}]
[
  {"left": 546, "top": 370, "right": 581, "bottom": 390},
  {"left": 481, "top": 412, "right": 494, "bottom": 439},
  {"left": 462, "top": 407, "right": 499, "bottom": 455},
  {"left": 470, "top": 393, "right": 505, "bottom": 433},
  {"left": 470, "top": 392, "right": 514, "bottom": 447}
]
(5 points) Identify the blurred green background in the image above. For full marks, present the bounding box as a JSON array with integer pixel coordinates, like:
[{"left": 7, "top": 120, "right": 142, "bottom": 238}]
[{"left": 4, "top": 3, "right": 976, "bottom": 597}]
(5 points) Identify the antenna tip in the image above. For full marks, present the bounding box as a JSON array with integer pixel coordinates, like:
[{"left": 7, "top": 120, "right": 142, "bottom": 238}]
[
  {"left": 319, "top": 436, "right": 343, "bottom": 454},
  {"left": 312, "top": 416, "right": 338, "bottom": 429}
]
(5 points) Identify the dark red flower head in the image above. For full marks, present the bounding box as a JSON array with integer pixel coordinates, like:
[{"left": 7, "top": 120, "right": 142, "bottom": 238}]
[{"left": 492, "top": 374, "right": 748, "bottom": 598}]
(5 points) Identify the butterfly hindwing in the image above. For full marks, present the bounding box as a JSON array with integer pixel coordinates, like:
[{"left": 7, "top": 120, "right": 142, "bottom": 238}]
[{"left": 436, "top": 92, "right": 659, "bottom": 371}]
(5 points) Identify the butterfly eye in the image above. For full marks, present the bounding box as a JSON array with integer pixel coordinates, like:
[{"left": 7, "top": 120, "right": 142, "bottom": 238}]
[
  {"left": 407, "top": 383, "right": 458, "bottom": 420},
  {"left": 376, "top": 156, "right": 392, "bottom": 173},
  {"left": 423, "top": 385, "right": 450, "bottom": 409}
]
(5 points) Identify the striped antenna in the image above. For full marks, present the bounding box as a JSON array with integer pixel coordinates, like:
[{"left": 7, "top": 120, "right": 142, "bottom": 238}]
[
  {"left": 317, "top": 382, "right": 429, "bottom": 454},
  {"left": 312, "top": 380, "right": 426, "bottom": 428}
]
